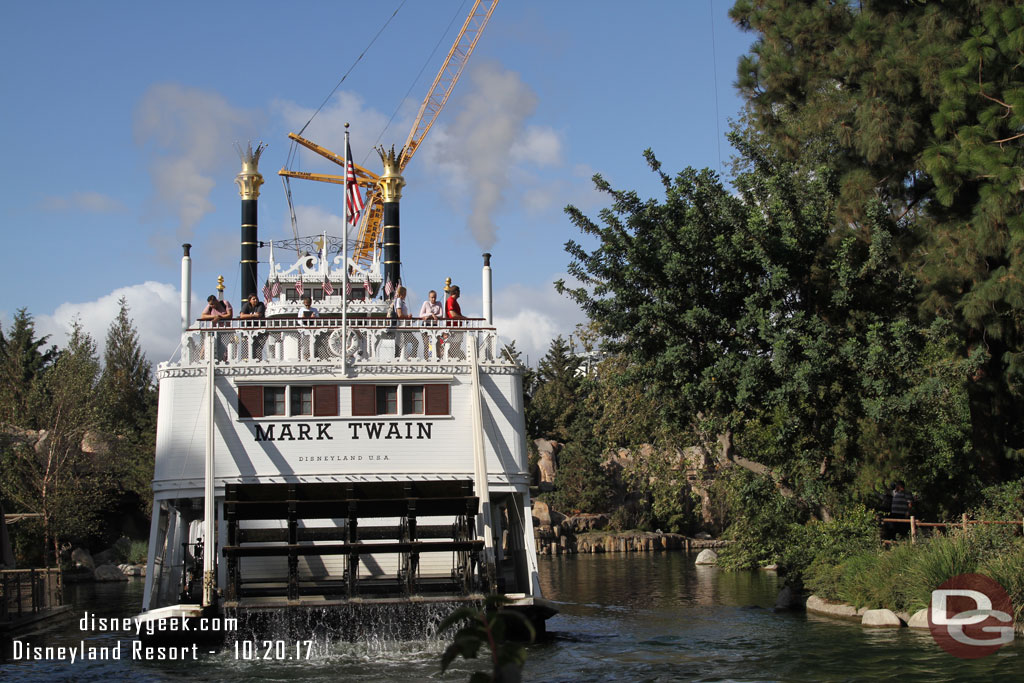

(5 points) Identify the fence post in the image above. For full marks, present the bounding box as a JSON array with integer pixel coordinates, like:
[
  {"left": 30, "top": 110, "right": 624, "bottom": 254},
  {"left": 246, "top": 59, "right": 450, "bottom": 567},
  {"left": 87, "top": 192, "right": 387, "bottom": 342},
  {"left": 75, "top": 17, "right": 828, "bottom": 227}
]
[
  {"left": 962, "top": 513, "right": 968, "bottom": 532},
  {"left": 910, "top": 516, "right": 917, "bottom": 544}
]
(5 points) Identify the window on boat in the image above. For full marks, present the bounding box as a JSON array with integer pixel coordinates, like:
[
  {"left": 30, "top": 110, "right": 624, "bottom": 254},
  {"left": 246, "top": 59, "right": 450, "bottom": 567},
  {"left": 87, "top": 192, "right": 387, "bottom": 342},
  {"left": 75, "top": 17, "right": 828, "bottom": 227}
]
[
  {"left": 264, "top": 387, "right": 286, "bottom": 416},
  {"left": 376, "top": 386, "right": 398, "bottom": 415},
  {"left": 237, "top": 385, "right": 338, "bottom": 418},
  {"left": 291, "top": 387, "right": 313, "bottom": 415},
  {"left": 402, "top": 386, "right": 424, "bottom": 414},
  {"left": 351, "top": 384, "right": 449, "bottom": 416}
]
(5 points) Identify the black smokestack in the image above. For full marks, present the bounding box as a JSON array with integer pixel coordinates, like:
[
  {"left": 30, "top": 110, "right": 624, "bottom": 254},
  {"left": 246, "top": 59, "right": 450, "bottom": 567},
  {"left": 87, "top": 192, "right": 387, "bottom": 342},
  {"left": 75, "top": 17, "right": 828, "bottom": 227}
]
[
  {"left": 376, "top": 145, "right": 406, "bottom": 293},
  {"left": 235, "top": 142, "right": 266, "bottom": 301}
]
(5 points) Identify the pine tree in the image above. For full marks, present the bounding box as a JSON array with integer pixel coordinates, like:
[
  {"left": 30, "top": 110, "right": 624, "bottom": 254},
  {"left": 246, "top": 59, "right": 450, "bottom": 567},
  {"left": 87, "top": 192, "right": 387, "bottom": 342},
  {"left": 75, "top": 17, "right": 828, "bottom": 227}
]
[
  {"left": 97, "top": 297, "right": 156, "bottom": 509},
  {"left": 0, "top": 308, "right": 57, "bottom": 427},
  {"left": 528, "top": 336, "right": 583, "bottom": 441},
  {"left": 730, "top": 0, "right": 1024, "bottom": 476}
]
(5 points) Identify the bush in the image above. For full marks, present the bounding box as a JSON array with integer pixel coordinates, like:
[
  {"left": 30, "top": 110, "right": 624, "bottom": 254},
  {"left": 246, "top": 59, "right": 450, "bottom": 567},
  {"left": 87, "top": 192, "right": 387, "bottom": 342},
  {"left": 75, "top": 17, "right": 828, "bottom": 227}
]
[
  {"left": 779, "top": 504, "right": 879, "bottom": 581},
  {"left": 717, "top": 469, "right": 807, "bottom": 570},
  {"left": 978, "top": 539, "right": 1024, "bottom": 625}
]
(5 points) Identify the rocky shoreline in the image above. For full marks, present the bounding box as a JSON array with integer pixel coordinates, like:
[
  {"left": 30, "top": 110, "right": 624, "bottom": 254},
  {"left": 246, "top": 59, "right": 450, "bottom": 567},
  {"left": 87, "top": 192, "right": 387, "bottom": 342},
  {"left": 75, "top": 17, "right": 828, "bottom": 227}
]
[
  {"left": 532, "top": 502, "right": 729, "bottom": 555},
  {"left": 798, "top": 593, "right": 1024, "bottom": 635}
]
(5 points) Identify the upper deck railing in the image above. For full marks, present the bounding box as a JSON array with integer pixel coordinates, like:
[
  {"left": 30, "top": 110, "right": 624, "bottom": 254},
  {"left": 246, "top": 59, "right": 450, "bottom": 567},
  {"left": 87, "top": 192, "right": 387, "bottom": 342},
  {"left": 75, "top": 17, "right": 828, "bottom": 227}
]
[{"left": 162, "top": 317, "right": 515, "bottom": 372}]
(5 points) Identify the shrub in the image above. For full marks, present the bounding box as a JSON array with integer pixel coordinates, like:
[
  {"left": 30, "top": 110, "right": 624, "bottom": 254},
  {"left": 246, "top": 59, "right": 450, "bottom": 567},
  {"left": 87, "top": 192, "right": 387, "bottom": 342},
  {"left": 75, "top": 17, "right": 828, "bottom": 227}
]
[
  {"left": 978, "top": 540, "right": 1024, "bottom": 625},
  {"left": 779, "top": 504, "right": 880, "bottom": 581}
]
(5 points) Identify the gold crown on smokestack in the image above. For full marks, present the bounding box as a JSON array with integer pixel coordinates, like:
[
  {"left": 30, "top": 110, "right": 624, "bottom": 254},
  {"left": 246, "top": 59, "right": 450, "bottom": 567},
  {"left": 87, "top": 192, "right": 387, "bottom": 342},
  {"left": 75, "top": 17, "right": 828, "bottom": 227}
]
[
  {"left": 376, "top": 144, "right": 406, "bottom": 202},
  {"left": 235, "top": 141, "right": 266, "bottom": 200}
]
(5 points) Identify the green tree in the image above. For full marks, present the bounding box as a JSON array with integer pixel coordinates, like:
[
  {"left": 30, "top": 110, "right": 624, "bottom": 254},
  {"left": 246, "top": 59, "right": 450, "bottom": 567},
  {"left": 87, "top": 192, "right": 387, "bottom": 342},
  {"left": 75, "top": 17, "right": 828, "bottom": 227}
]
[
  {"left": 1, "top": 321, "right": 109, "bottom": 564},
  {"left": 98, "top": 298, "right": 156, "bottom": 507},
  {"left": 558, "top": 144, "right": 973, "bottom": 516},
  {"left": 0, "top": 308, "right": 57, "bottom": 427},
  {"left": 730, "top": 0, "right": 1024, "bottom": 481},
  {"left": 527, "top": 336, "right": 582, "bottom": 441}
]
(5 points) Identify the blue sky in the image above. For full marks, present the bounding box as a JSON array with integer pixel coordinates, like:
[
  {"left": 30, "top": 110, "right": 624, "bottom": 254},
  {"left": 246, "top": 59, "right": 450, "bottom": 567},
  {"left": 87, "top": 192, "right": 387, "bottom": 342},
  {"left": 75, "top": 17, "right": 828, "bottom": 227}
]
[{"left": 0, "top": 0, "right": 754, "bottom": 365}]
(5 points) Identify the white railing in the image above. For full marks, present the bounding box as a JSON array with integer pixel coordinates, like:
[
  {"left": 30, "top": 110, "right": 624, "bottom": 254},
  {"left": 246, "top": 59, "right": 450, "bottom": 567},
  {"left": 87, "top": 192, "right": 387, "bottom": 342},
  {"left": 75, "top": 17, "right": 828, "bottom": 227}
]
[{"left": 172, "top": 319, "right": 510, "bottom": 368}]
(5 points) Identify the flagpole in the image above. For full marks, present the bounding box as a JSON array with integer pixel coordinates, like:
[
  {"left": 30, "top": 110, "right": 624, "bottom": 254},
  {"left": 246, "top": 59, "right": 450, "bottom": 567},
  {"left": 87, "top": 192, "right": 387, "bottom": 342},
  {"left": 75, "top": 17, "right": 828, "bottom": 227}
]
[{"left": 342, "top": 123, "right": 350, "bottom": 376}]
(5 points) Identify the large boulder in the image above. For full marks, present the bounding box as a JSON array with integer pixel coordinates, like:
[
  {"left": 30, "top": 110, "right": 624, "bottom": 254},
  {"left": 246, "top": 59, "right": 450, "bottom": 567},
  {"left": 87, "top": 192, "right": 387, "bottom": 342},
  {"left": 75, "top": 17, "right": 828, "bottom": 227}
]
[
  {"left": 563, "top": 513, "right": 609, "bottom": 533},
  {"left": 93, "top": 563, "right": 128, "bottom": 582},
  {"left": 861, "top": 609, "right": 903, "bottom": 627},
  {"left": 81, "top": 431, "right": 112, "bottom": 456},
  {"left": 805, "top": 595, "right": 859, "bottom": 619},
  {"left": 907, "top": 609, "right": 930, "bottom": 629},
  {"left": 71, "top": 547, "right": 95, "bottom": 570},
  {"left": 694, "top": 549, "right": 718, "bottom": 565}
]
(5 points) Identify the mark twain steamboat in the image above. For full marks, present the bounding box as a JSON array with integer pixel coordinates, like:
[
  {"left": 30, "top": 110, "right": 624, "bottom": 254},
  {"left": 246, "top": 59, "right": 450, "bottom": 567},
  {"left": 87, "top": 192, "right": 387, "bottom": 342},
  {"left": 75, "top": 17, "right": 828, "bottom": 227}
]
[{"left": 137, "top": 136, "right": 551, "bottom": 639}]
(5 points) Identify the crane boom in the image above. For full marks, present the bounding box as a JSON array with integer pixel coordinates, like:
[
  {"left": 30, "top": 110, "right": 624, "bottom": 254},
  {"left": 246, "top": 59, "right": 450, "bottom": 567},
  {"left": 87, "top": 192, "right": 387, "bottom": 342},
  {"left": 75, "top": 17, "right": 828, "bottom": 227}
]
[
  {"left": 278, "top": 0, "right": 499, "bottom": 270},
  {"left": 399, "top": 0, "right": 499, "bottom": 169}
]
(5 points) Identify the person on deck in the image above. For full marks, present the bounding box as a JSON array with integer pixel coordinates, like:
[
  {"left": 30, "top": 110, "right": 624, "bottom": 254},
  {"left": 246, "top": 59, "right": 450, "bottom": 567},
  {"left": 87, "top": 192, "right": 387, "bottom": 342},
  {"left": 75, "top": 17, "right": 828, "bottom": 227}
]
[
  {"left": 392, "top": 286, "right": 412, "bottom": 319},
  {"left": 200, "top": 295, "right": 232, "bottom": 322},
  {"left": 298, "top": 296, "right": 319, "bottom": 319},
  {"left": 419, "top": 289, "right": 442, "bottom": 359},
  {"left": 238, "top": 293, "right": 265, "bottom": 320},
  {"left": 445, "top": 285, "right": 465, "bottom": 322}
]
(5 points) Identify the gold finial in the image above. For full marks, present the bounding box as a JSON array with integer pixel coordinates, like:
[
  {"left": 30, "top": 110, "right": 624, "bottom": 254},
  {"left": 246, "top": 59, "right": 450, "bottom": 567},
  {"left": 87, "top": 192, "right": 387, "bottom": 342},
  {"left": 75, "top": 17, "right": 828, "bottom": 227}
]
[
  {"left": 375, "top": 145, "right": 406, "bottom": 202},
  {"left": 235, "top": 141, "right": 266, "bottom": 200},
  {"left": 217, "top": 276, "right": 225, "bottom": 298},
  {"left": 444, "top": 277, "right": 452, "bottom": 294}
]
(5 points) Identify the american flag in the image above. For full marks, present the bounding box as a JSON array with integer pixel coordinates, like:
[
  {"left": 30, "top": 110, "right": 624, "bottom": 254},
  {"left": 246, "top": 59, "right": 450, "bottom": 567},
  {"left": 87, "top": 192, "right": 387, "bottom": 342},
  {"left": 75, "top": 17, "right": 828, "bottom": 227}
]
[
  {"left": 346, "top": 140, "right": 364, "bottom": 227},
  {"left": 322, "top": 277, "right": 334, "bottom": 296},
  {"left": 364, "top": 275, "right": 371, "bottom": 302},
  {"left": 262, "top": 281, "right": 272, "bottom": 304},
  {"left": 384, "top": 278, "right": 394, "bottom": 298},
  {"left": 271, "top": 276, "right": 281, "bottom": 298},
  {"left": 295, "top": 277, "right": 304, "bottom": 297},
  {"left": 346, "top": 279, "right": 352, "bottom": 298}
]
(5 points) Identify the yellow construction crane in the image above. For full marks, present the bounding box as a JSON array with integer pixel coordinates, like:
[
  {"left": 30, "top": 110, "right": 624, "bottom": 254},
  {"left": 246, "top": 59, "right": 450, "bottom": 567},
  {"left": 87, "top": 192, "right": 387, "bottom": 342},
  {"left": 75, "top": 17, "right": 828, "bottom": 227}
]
[{"left": 279, "top": 0, "right": 499, "bottom": 269}]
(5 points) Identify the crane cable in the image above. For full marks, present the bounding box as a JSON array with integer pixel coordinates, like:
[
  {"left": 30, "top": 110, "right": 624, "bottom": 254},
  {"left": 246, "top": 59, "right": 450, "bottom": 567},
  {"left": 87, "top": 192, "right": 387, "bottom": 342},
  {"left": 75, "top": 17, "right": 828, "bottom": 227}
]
[{"left": 282, "top": 0, "right": 410, "bottom": 250}]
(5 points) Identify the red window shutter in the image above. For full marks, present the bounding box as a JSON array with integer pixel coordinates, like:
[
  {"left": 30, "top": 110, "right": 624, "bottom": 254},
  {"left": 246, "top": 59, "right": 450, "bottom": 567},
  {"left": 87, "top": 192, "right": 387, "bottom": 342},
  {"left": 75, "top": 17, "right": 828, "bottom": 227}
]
[
  {"left": 314, "top": 385, "right": 338, "bottom": 416},
  {"left": 238, "top": 386, "right": 263, "bottom": 418},
  {"left": 351, "top": 385, "right": 376, "bottom": 416},
  {"left": 424, "top": 384, "right": 449, "bottom": 415}
]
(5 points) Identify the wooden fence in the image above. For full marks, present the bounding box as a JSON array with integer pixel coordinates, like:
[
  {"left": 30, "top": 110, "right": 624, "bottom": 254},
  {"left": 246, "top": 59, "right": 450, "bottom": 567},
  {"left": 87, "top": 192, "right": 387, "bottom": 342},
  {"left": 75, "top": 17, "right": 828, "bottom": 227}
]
[
  {"left": 0, "top": 568, "right": 62, "bottom": 625},
  {"left": 882, "top": 514, "right": 1024, "bottom": 543}
]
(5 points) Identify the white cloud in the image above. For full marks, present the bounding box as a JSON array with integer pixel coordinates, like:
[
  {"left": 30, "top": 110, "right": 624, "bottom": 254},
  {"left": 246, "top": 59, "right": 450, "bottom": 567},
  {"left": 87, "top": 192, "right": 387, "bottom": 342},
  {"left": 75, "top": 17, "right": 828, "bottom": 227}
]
[
  {"left": 36, "top": 282, "right": 190, "bottom": 366},
  {"left": 484, "top": 274, "right": 586, "bottom": 365},
  {"left": 42, "top": 191, "right": 127, "bottom": 213},
  {"left": 134, "top": 84, "right": 261, "bottom": 239}
]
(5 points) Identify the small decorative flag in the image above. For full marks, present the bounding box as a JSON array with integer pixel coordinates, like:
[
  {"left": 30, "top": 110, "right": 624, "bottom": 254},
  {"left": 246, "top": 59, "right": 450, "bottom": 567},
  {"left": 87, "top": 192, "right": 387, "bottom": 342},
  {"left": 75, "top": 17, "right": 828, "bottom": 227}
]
[
  {"left": 262, "top": 281, "right": 272, "bottom": 304},
  {"left": 384, "top": 279, "right": 394, "bottom": 298},
  {"left": 364, "top": 275, "right": 371, "bottom": 301},
  {"left": 295, "top": 277, "right": 304, "bottom": 297},
  {"left": 323, "top": 277, "right": 334, "bottom": 296},
  {"left": 346, "top": 279, "right": 352, "bottom": 298},
  {"left": 271, "top": 276, "right": 281, "bottom": 298}
]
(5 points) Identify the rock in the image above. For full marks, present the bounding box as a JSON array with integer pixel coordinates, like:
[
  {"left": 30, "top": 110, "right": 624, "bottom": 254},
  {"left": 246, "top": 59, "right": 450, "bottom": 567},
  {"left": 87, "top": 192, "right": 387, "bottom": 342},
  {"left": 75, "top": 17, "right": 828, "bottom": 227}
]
[
  {"left": 93, "top": 549, "right": 115, "bottom": 566},
  {"left": 861, "top": 609, "right": 903, "bottom": 627},
  {"left": 907, "top": 609, "right": 930, "bottom": 629},
  {"left": 694, "top": 549, "right": 718, "bottom": 565},
  {"left": 694, "top": 532, "right": 712, "bottom": 540},
  {"left": 80, "top": 430, "right": 111, "bottom": 455},
  {"left": 118, "top": 564, "right": 145, "bottom": 577},
  {"left": 761, "top": 564, "right": 778, "bottom": 571},
  {"left": 533, "top": 500, "right": 552, "bottom": 527},
  {"left": 94, "top": 563, "right": 128, "bottom": 582},
  {"left": 774, "top": 585, "right": 805, "bottom": 610},
  {"left": 805, "top": 595, "right": 859, "bottom": 619},
  {"left": 534, "top": 439, "right": 561, "bottom": 486},
  {"left": 71, "top": 547, "right": 95, "bottom": 570},
  {"left": 34, "top": 429, "right": 49, "bottom": 454},
  {"left": 564, "top": 513, "right": 610, "bottom": 533}
]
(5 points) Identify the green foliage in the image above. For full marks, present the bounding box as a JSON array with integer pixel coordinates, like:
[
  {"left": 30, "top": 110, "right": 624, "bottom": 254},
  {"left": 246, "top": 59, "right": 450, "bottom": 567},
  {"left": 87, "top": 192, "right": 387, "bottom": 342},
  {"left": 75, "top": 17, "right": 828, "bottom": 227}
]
[
  {"left": 979, "top": 540, "right": 1024, "bottom": 625},
  {"left": 779, "top": 505, "right": 880, "bottom": 581},
  {"left": 0, "top": 308, "right": 57, "bottom": 428},
  {"left": 440, "top": 595, "right": 534, "bottom": 682},
  {"left": 1, "top": 321, "right": 111, "bottom": 563},
  {"left": 98, "top": 297, "right": 157, "bottom": 514},
  {"left": 730, "top": 0, "right": 1024, "bottom": 481},
  {"left": 527, "top": 336, "right": 584, "bottom": 442},
  {"left": 547, "top": 434, "right": 614, "bottom": 514},
  {"left": 716, "top": 469, "right": 806, "bottom": 570}
]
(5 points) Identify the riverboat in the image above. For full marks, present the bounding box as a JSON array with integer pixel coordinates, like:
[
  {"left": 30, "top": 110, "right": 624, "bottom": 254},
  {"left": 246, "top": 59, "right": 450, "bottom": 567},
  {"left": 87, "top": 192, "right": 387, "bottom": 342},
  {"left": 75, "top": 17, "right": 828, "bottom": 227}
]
[{"left": 137, "top": 141, "right": 552, "bottom": 640}]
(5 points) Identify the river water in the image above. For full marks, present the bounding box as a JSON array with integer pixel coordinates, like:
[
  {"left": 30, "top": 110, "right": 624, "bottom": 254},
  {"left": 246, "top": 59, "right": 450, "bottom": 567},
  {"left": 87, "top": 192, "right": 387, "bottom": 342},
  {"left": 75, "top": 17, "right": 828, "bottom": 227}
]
[{"left": 1, "top": 552, "right": 1019, "bottom": 681}]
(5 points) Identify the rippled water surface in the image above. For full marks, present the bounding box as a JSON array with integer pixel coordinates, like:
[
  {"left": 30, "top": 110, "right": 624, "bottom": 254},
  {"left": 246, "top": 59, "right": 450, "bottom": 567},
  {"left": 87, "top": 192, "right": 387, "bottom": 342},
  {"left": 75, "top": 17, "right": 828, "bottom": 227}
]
[{"left": 2, "top": 552, "right": 1020, "bottom": 681}]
